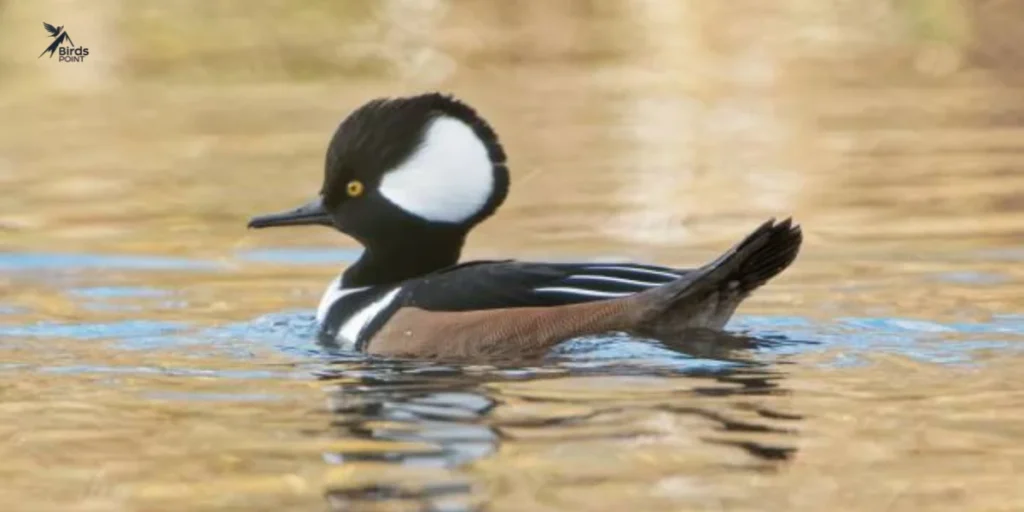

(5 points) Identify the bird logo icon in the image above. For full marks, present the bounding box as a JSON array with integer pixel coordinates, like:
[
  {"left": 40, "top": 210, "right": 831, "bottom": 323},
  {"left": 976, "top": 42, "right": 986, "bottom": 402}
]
[
  {"left": 39, "top": 22, "right": 74, "bottom": 58},
  {"left": 39, "top": 22, "right": 89, "bottom": 62}
]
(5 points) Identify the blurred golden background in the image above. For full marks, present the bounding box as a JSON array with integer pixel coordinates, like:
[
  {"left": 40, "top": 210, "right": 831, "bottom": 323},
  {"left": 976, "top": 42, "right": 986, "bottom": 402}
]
[
  {"left": 3, "top": 0, "right": 1023, "bottom": 258},
  {"left": 1, "top": 1, "right": 1023, "bottom": 511}
]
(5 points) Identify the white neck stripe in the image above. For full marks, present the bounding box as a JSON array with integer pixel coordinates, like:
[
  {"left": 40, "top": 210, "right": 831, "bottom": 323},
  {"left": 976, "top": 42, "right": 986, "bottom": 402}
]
[
  {"left": 316, "top": 278, "right": 368, "bottom": 323},
  {"left": 336, "top": 287, "right": 403, "bottom": 349}
]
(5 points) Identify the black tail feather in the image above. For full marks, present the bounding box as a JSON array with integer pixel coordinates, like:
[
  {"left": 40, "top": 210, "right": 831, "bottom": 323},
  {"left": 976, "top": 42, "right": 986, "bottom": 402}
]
[
  {"left": 636, "top": 218, "right": 802, "bottom": 335},
  {"left": 731, "top": 217, "right": 802, "bottom": 292}
]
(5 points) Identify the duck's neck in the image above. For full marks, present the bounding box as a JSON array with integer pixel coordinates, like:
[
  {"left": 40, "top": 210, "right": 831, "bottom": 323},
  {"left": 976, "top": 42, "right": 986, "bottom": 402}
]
[{"left": 341, "top": 232, "right": 465, "bottom": 288}]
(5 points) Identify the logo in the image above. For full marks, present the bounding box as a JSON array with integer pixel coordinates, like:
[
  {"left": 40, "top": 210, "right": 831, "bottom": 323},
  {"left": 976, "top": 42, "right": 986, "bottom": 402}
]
[{"left": 39, "top": 22, "right": 89, "bottom": 62}]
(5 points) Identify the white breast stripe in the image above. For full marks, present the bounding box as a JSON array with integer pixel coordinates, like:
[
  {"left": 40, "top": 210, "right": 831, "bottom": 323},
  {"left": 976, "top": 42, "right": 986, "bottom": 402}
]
[
  {"left": 316, "top": 277, "right": 369, "bottom": 323},
  {"left": 565, "top": 274, "right": 667, "bottom": 287},
  {"left": 336, "top": 287, "right": 403, "bottom": 349},
  {"left": 584, "top": 265, "right": 681, "bottom": 280},
  {"left": 533, "top": 286, "right": 633, "bottom": 298}
]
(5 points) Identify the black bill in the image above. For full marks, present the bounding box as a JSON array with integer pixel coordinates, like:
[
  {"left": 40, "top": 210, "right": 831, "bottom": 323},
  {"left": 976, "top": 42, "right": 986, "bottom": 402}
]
[{"left": 247, "top": 197, "right": 333, "bottom": 229}]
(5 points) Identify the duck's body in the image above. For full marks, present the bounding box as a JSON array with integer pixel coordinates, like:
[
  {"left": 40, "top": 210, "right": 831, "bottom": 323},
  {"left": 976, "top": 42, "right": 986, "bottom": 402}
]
[{"left": 248, "top": 93, "right": 802, "bottom": 360}]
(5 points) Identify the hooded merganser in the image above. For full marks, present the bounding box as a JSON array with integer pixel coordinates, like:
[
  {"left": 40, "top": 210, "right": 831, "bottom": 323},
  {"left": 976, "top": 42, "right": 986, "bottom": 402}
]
[{"left": 248, "top": 93, "right": 802, "bottom": 360}]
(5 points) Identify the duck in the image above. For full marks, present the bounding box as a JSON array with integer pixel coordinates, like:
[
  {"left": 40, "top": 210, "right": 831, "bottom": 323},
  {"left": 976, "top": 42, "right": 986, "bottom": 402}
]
[{"left": 247, "top": 93, "right": 802, "bottom": 360}]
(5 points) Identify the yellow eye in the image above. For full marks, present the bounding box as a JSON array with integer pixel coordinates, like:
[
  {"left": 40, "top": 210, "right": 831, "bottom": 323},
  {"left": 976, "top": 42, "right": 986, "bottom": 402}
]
[{"left": 346, "top": 180, "right": 364, "bottom": 197}]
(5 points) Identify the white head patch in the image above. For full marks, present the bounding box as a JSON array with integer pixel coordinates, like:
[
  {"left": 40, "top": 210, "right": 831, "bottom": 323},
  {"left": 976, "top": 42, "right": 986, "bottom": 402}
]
[{"left": 378, "top": 116, "right": 494, "bottom": 223}]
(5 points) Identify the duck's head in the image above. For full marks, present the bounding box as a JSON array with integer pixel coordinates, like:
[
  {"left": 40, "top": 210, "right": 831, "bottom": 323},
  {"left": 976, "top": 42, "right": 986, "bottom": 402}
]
[{"left": 248, "top": 93, "right": 509, "bottom": 248}]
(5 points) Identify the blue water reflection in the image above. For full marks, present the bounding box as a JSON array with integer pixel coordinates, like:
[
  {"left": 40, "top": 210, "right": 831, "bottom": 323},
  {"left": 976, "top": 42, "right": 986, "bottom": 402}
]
[
  {"left": 0, "top": 252, "right": 222, "bottom": 271},
  {"left": 2, "top": 310, "right": 1019, "bottom": 372},
  {"left": 1, "top": 249, "right": 1021, "bottom": 378}
]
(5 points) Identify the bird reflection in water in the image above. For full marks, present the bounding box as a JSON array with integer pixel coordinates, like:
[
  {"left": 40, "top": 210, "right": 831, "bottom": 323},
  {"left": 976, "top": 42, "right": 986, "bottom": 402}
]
[{"left": 314, "top": 331, "right": 810, "bottom": 511}]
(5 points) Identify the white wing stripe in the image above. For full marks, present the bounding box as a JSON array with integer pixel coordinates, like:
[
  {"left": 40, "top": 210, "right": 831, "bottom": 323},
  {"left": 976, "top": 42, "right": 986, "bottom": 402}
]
[
  {"left": 584, "top": 265, "right": 681, "bottom": 279},
  {"left": 533, "top": 286, "right": 633, "bottom": 298},
  {"left": 565, "top": 274, "right": 667, "bottom": 287},
  {"left": 337, "top": 287, "right": 403, "bottom": 349}
]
